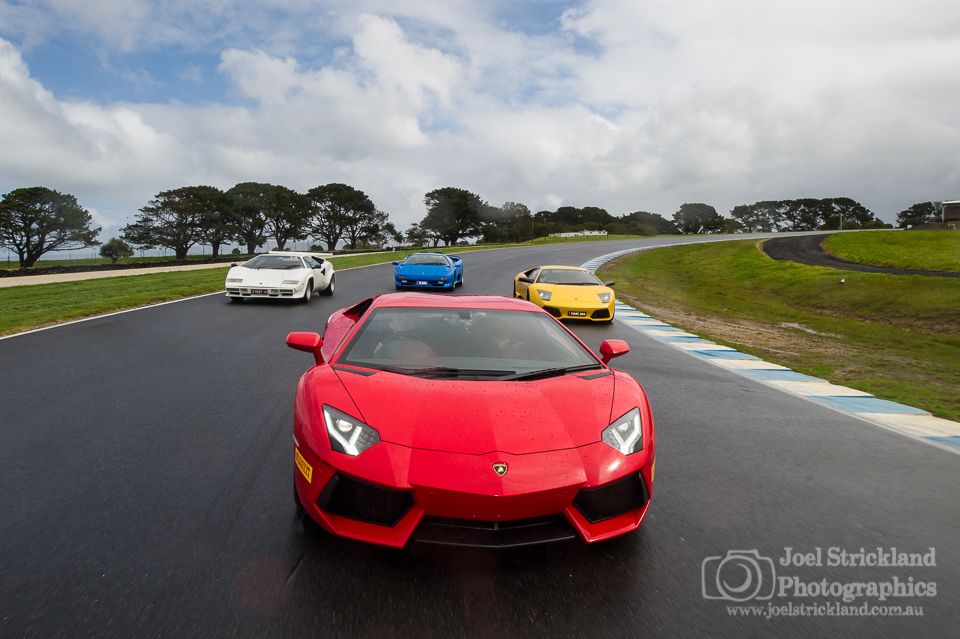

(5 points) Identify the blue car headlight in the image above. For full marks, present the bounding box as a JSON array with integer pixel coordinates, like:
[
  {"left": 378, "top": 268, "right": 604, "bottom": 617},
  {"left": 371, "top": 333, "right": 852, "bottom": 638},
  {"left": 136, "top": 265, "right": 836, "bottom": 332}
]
[
  {"left": 601, "top": 408, "right": 643, "bottom": 455},
  {"left": 322, "top": 405, "right": 381, "bottom": 456}
]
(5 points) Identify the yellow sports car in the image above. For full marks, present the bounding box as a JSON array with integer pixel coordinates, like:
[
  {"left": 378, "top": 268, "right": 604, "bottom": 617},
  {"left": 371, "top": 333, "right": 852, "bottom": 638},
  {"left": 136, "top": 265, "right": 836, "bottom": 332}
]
[{"left": 513, "top": 265, "right": 616, "bottom": 322}]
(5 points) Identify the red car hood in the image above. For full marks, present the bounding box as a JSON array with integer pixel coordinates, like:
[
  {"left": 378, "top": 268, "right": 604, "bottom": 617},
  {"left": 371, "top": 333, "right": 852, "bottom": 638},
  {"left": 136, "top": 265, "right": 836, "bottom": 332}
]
[{"left": 335, "top": 370, "right": 615, "bottom": 455}]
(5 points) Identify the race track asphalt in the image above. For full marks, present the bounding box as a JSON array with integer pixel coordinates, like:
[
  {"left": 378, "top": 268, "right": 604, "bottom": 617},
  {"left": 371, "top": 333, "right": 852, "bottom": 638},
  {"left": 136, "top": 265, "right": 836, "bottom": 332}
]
[
  {"left": 0, "top": 236, "right": 957, "bottom": 639},
  {"left": 762, "top": 233, "right": 960, "bottom": 278}
]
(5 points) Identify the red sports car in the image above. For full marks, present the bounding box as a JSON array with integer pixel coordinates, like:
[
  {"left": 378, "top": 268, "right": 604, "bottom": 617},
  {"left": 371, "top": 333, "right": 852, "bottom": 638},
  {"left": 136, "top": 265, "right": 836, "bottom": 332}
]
[{"left": 286, "top": 293, "right": 656, "bottom": 548}]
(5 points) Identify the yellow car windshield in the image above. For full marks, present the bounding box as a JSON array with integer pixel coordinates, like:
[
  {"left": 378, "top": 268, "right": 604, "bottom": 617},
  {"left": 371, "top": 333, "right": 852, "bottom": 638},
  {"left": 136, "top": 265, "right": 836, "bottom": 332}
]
[{"left": 537, "top": 269, "right": 601, "bottom": 285}]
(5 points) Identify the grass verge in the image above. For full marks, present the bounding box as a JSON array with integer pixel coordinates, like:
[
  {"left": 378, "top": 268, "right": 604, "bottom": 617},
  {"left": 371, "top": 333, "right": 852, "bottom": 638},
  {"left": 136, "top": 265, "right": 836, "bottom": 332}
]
[
  {"left": 823, "top": 230, "right": 960, "bottom": 271},
  {"left": 598, "top": 239, "right": 960, "bottom": 421},
  {"left": 0, "top": 268, "right": 231, "bottom": 336}
]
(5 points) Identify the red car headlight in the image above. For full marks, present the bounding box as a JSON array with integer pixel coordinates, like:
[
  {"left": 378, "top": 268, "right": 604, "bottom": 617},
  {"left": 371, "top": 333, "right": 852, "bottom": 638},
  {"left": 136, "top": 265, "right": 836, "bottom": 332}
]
[
  {"left": 601, "top": 408, "right": 643, "bottom": 455},
  {"left": 322, "top": 405, "right": 380, "bottom": 456}
]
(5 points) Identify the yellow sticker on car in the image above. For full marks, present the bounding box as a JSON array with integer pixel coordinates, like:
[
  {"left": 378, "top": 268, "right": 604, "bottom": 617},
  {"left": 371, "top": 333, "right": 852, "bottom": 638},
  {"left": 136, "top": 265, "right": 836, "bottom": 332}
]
[{"left": 295, "top": 447, "right": 313, "bottom": 483}]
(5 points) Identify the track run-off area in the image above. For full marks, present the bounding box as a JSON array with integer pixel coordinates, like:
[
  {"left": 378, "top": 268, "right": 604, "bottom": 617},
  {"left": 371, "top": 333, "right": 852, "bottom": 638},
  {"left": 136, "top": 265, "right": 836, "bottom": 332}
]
[{"left": 1, "top": 234, "right": 957, "bottom": 639}]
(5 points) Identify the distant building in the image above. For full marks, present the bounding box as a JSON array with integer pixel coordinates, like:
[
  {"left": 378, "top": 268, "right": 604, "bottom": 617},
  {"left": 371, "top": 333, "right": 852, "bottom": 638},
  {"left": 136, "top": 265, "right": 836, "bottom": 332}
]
[
  {"left": 549, "top": 230, "right": 608, "bottom": 238},
  {"left": 908, "top": 200, "right": 959, "bottom": 230},
  {"left": 942, "top": 201, "right": 960, "bottom": 228}
]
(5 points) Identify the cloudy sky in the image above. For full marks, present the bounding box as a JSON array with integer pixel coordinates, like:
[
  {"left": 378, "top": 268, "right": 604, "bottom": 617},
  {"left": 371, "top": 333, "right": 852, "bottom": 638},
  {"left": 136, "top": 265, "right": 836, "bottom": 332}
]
[{"left": 2, "top": 0, "right": 959, "bottom": 242}]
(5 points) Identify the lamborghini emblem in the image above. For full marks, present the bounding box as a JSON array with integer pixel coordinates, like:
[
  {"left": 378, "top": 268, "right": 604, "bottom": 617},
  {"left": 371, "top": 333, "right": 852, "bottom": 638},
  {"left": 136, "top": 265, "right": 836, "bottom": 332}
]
[{"left": 493, "top": 462, "right": 508, "bottom": 476}]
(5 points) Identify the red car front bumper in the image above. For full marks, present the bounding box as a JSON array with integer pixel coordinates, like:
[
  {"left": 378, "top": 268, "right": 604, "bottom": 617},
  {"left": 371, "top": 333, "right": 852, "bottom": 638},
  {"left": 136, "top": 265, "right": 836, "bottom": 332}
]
[{"left": 294, "top": 436, "right": 654, "bottom": 548}]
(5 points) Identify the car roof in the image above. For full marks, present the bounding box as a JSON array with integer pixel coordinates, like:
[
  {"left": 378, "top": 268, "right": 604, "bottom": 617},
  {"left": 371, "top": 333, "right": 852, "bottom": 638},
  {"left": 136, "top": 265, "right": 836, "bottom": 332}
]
[{"left": 366, "top": 293, "right": 542, "bottom": 312}]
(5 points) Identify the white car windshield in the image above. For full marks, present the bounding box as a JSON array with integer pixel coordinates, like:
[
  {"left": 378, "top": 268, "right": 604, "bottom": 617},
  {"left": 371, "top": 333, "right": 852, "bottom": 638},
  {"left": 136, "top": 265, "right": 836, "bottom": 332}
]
[
  {"left": 243, "top": 255, "right": 304, "bottom": 270},
  {"left": 337, "top": 308, "right": 600, "bottom": 379}
]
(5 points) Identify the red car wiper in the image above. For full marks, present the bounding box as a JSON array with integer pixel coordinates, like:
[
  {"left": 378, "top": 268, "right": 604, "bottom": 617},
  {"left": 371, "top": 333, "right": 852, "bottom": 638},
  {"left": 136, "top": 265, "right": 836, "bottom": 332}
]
[
  {"left": 502, "top": 363, "right": 602, "bottom": 381},
  {"left": 371, "top": 365, "right": 517, "bottom": 379}
]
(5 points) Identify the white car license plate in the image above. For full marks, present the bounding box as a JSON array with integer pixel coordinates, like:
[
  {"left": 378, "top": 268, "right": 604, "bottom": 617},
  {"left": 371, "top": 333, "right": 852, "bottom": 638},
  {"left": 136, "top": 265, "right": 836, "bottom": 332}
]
[
  {"left": 416, "top": 281, "right": 429, "bottom": 285},
  {"left": 568, "top": 311, "right": 587, "bottom": 317},
  {"left": 251, "top": 288, "right": 268, "bottom": 295}
]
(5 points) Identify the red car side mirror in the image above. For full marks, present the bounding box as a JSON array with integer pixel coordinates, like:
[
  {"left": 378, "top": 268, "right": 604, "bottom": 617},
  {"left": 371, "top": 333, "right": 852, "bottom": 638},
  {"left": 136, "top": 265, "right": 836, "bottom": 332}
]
[
  {"left": 286, "top": 332, "right": 324, "bottom": 365},
  {"left": 599, "top": 339, "right": 630, "bottom": 365}
]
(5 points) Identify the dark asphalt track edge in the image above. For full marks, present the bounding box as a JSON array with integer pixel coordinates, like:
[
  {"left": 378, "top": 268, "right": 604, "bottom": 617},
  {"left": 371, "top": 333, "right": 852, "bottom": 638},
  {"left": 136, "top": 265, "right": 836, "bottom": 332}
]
[{"left": 762, "top": 233, "right": 960, "bottom": 278}]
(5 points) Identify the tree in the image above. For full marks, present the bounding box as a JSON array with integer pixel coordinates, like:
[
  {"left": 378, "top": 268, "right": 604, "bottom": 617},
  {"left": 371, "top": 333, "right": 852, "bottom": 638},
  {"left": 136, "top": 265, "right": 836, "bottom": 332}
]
[
  {"left": 306, "top": 183, "right": 375, "bottom": 251},
  {"left": 778, "top": 198, "right": 828, "bottom": 231},
  {"left": 123, "top": 187, "right": 214, "bottom": 260},
  {"left": 343, "top": 206, "right": 387, "bottom": 250},
  {"left": 816, "top": 197, "right": 873, "bottom": 230},
  {"left": 481, "top": 202, "right": 533, "bottom": 243},
  {"left": 619, "top": 211, "right": 679, "bottom": 235},
  {"left": 673, "top": 203, "right": 725, "bottom": 234},
  {"left": 421, "top": 187, "right": 486, "bottom": 245},
  {"left": 264, "top": 185, "right": 308, "bottom": 251},
  {"left": 404, "top": 223, "right": 431, "bottom": 247},
  {"left": 225, "top": 182, "right": 271, "bottom": 255},
  {"left": 192, "top": 186, "right": 229, "bottom": 257},
  {"left": 99, "top": 237, "right": 134, "bottom": 263},
  {"left": 896, "top": 202, "right": 941, "bottom": 228},
  {"left": 365, "top": 220, "right": 403, "bottom": 248},
  {"left": 722, "top": 218, "right": 744, "bottom": 234},
  {"left": 729, "top": 197, "right": 885, "bottom": 231},
  {"left": 0, "top": 187, "right": 101, "bottom": 267},
  {"left": 730, "top": 203, "right": 778, "bottom": 233},
  {"left": 534, "top": 206, "right": 616, "bottom": 232}
]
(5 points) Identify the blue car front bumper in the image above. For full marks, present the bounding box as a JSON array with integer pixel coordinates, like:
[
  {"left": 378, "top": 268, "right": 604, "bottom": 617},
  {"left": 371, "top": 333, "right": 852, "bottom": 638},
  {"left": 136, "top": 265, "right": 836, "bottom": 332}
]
[{"left": 395, "top": 275, "right": 455, "bottom": 288}]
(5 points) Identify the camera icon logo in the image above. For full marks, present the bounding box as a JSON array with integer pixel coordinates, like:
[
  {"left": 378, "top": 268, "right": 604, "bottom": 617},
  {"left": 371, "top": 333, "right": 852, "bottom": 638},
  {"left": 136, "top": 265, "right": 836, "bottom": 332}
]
[{"left": 702, "top": 550, "right": 776, "bottom": 602}]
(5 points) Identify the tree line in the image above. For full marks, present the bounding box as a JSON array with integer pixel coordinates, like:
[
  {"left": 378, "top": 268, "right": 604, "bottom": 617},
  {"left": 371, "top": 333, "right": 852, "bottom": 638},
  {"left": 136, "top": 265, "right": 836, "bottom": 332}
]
[
  {"left": 121, "top": 182, "right": 398, "bottom": 261},
  {"left": 1, "top": 184, "right": 934, "bottom": 269},
  {"left": 413, "top": 193, "right": 893, "bottom": 243}
]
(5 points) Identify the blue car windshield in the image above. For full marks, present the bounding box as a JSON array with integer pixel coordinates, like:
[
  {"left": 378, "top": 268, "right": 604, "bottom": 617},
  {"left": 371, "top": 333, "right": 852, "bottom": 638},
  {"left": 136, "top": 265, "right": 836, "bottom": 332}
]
[
  {"left": 337, "top": 308, "right": 600, "bottom": 378},
  {"left": 403, "top": 254, "right": 449, "bottom": 266}
]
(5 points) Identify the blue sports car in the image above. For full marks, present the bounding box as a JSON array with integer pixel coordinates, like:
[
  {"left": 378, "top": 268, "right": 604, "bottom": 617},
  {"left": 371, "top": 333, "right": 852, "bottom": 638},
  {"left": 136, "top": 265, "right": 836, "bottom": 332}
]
[{"left": 393, "top": 252, "right": 464, "bottom": 289}]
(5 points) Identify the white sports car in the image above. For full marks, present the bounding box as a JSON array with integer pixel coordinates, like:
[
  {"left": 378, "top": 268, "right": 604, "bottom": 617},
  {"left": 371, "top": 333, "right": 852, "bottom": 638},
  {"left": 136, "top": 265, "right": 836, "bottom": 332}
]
[{"left": 225, "top": 251, "right": 335, "bottom": 303}]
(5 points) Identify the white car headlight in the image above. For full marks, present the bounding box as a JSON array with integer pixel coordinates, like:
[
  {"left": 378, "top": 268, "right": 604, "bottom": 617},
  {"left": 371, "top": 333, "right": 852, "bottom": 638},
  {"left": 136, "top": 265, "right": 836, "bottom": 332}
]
[
  {"left": 601, "top": 408, "right": 643, "bottom": 455},
  {"left": 535, "top": 289, "right": 552, "bottom": 301},
  {"left": 283, "top": 279, "right": 301, "bottom": 285},
  {"left": 322, "top": 405, "right": 380, "bottom": 456},
  {"left": 597, "top": 292, "right": 612, "bottom": 304},
  {"left": 226, "top": 278, "right": 243, "bottom": 283}
]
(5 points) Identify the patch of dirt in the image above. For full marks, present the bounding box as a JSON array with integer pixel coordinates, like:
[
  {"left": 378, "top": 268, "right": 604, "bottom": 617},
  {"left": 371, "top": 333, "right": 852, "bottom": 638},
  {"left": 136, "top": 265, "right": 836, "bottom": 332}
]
[{"left": 617, "top": 294, "right": 919, "bottom": 376}]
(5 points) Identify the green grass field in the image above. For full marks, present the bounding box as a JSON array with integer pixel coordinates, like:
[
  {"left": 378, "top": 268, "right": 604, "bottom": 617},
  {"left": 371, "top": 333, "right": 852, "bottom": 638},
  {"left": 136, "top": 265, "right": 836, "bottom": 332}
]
[
  {"left": 824, "top": 230, "right": 960, "bottom": 271},
  {"left": 598, "top": 235, "right": 960, "bottom": 421},
  {"left": 0, "top": 268, "right": 231, "bottom": 335}
]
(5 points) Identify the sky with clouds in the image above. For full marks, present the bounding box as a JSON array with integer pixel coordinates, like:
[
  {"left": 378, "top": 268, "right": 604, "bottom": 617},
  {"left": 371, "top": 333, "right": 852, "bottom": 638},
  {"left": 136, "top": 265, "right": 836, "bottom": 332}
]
[{"left": 2, "top": 0, "right": 959, "bottom": 243}]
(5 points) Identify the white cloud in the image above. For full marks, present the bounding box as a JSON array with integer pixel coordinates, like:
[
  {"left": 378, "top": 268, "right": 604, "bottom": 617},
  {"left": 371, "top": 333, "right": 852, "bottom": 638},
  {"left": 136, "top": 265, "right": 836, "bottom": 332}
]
[
  {"left": 2, "top": 0, "right": 960, "bottom": 240},
  {"left": 179, "top": 63, "right": 203, "bottom": 84}
]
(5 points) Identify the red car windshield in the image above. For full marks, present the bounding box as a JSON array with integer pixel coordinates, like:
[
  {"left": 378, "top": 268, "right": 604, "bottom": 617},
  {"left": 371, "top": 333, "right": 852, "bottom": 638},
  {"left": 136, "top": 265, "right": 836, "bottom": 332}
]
[{"left": 337, "top": 308, "right": 600, "bottom": 378}]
